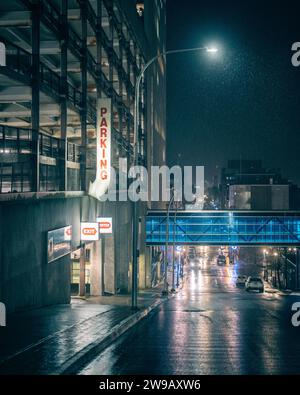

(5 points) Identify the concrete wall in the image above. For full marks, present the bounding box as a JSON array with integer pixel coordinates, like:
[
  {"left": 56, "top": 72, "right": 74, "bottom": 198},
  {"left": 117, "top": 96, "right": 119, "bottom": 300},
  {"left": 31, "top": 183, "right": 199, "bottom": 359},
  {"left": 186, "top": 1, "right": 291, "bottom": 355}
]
[
  {"left": 271, "top": 185, "right": 289, "bottom": 210},
  {"left": 0, "top": 195, "right": 133, "bottom": 313},
  {"left": 229, "top": 184, "right": 290, "bottom": 210},
  {"left": 0, "top": 197, "right": 78, "bottom": 313},
  {"left": 229, "top": 185, "right": 251, "bottom": 209}
]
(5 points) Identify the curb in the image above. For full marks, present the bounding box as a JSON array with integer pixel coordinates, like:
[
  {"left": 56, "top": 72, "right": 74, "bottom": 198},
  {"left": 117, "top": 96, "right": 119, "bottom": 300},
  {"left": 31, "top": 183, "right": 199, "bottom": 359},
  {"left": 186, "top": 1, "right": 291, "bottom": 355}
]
[
  {"left": 0, "top": 308, "right": 115, "bottom": 367},
  {"left": 55, "top": 296, "right": 168, "bottom": 375}
]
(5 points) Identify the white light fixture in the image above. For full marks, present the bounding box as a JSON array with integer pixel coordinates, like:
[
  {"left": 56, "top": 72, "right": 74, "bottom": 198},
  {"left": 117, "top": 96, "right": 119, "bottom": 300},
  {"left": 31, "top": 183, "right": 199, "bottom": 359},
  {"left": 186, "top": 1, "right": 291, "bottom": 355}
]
[{"left": 206, "top": 47, "right": 218, "bottom": 53}]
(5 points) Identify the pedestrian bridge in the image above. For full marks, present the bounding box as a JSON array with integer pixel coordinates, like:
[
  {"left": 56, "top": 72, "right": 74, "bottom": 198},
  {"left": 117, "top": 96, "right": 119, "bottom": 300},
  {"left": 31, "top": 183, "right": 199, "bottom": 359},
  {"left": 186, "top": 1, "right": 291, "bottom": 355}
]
[{"left": 146, "top": 211, "right": 300, "bottom": 246}]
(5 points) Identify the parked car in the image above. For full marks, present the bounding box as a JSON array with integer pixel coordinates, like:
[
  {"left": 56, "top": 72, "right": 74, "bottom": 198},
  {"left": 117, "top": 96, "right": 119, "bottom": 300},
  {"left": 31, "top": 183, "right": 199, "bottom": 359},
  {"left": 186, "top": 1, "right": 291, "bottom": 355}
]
[
  {"left": 236, "top": 275, "right": 247, "bottom": 287},
  {"left": 245, "top": 276, "right": 264, "bottom": 293},
  {"left": 217, "top": 255, "right": 226, "bottom": 266}
]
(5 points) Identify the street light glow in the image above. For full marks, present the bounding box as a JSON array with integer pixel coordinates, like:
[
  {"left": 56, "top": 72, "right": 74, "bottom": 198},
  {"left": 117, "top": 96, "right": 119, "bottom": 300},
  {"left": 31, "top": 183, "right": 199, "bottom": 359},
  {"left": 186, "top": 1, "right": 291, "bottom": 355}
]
[{"left": 206, "top": 47, "right": 218, "bottom": 53}]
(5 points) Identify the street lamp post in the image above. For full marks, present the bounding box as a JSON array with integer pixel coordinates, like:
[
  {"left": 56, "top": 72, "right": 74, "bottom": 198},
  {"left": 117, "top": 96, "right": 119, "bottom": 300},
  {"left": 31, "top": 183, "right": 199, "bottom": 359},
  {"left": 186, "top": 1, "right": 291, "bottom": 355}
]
[
  {"left": 171, "top": 201, "right": 179, "bottom": 292},
  {"left": 294, "top": 248, "right": 299, "bottom": 290},
  {"left": 131, "top": 46, "right": 218, "bottom": 310},
  {"left": 162, "top": 190, "right": 175, "bottom": 296},
  {"left": 176, "top": 248, "right": 181, "bottom": 287}
]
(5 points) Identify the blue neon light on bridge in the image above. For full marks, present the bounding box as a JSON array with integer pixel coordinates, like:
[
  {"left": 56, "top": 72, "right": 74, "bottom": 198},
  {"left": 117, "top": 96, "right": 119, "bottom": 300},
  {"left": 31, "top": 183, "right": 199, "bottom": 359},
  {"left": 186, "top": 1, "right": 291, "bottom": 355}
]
[{"left": 146, "top": 211, "right": 300, "bottom": 246}]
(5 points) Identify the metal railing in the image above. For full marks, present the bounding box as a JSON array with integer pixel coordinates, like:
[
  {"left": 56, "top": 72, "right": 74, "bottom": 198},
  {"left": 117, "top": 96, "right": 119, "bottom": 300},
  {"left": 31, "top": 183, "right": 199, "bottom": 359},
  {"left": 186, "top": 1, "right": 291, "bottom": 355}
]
[
  {"left": 67, "top": 142, "right": 81, "bottom": 163},
  {"left": 40, "top": 63, "right": 60, "bottom": 96},
  {"left": 39, "top": 133, "right": 63, "bottom": 159},
  {"left": 0, "top": 125, "right": 33, "bottom": 154},
  {"left": 0, "top": 126, "right": 82, "bottom": 193}
]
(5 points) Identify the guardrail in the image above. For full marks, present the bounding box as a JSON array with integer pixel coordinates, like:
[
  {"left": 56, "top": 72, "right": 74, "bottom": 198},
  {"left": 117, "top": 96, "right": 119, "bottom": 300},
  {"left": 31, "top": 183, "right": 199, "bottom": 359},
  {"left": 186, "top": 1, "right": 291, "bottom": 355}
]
[
  {"left": 0, "top": 125, "right": 33, "bottom": 154},
  {"left": 0, "top": 125, "right": 82, "bottom": 193},
  {"left": 67, "top": 142, "right": 81, "bottom": 163}
]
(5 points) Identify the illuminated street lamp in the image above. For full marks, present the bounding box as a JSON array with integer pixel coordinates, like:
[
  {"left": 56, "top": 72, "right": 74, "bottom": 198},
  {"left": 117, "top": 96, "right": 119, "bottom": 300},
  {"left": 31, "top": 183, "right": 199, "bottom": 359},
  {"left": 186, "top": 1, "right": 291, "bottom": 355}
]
[
  {"left": 205, "top": 47, "right": 218, "bottom": 53},
  {"left": 131, "top": 45, "right": 219, "bottom": 309}
]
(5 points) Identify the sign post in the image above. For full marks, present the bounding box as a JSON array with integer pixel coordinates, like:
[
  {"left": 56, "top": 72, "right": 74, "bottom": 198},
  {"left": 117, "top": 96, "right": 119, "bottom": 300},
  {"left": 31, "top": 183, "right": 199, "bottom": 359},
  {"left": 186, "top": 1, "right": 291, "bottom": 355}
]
[{"left": 79, "top": 243, "right": 86, "bottom": 297}]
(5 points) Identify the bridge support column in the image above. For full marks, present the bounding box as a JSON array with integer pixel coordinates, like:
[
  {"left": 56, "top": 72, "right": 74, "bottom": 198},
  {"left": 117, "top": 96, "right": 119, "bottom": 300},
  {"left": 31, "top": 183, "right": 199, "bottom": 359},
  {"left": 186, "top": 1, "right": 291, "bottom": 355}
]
[{"left": 296, "top": 249, "right": 300, "bottom": 291}]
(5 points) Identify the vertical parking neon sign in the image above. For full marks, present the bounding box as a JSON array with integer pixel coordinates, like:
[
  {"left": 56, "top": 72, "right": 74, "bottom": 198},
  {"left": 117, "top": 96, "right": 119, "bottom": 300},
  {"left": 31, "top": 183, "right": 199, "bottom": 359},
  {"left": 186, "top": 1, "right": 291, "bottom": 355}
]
[{"left": 89, "top": 98, "right": 112, "bottom": 199}]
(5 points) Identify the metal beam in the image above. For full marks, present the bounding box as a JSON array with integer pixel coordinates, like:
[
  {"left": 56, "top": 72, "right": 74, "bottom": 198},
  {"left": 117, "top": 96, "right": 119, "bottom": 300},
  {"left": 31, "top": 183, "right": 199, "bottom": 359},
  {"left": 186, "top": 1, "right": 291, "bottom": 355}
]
[
  {"left": 0, "top": 11, "right": 31, "bottom": 27},
  {"left": 79, "top": 0, "right": 87, "bottom": 191},
  {"left": 0, "top": 86, "right": 31, "bottom": 103},
  {"left": 31, "top": 0, "right": 41, "bottom": 192},
  {"left": 60, "top": 0, "right": 68, "bottom": 191}
]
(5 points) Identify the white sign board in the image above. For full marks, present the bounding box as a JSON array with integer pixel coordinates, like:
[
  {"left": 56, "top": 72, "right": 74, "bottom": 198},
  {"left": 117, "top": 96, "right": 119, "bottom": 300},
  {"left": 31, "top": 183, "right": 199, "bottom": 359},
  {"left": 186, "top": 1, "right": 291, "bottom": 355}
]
[
  {"left": 89, "top": 98, "right": 112, "bottom": 199},
  {"left": 97, "top": 217, "right": 113, "bottom": 234},
  {"left": 80, "top": 222, "right": 99, "bottom": 241},
  {"left": 64, "top": 225, "right": 72, "bottom": 241},
  {"left": 47, "top": 225, "right": 72, "bottom": 263}
]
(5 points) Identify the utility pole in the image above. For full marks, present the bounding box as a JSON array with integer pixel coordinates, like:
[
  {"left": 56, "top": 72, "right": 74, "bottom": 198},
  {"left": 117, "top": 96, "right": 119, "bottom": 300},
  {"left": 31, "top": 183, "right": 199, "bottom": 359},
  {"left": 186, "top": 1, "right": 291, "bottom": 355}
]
[
  {"left": 162, "top": 188, "right": 175, "bottom": 295},
  {"left": 171, "top": 201, "right": 178, "bottom": 292}
]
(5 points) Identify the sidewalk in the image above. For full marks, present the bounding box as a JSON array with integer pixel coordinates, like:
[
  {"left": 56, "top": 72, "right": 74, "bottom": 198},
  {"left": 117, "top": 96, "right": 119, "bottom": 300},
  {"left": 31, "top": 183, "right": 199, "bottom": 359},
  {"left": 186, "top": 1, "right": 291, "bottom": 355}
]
[
  {"left": 0, "top": 286, "right": 168, "bottom": 375},
  {"left": 264, "top": 281, "right": 300, "bottom": 296}
]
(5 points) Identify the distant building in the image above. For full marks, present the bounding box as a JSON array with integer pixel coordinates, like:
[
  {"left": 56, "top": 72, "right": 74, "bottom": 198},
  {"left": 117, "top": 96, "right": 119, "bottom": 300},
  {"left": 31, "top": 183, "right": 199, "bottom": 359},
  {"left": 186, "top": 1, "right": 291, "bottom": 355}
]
[
  {"left": 220, "top": 160, "right": 294, "bottom": 210},
  {"left": 228, "top": 184, "right": 289, "bottom": 210}
]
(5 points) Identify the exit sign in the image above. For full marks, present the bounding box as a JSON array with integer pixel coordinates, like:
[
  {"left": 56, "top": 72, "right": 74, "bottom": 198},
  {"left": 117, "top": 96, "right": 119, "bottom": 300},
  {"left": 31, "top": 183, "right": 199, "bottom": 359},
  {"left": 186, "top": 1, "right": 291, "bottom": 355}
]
[{"left": 80, "top": 222, "right": 99, "bottom": 241}]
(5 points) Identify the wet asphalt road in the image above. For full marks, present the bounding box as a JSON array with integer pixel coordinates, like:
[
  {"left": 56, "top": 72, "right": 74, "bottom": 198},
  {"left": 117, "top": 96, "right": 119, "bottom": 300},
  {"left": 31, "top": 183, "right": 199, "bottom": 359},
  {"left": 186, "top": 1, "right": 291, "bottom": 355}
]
[{"left": 80, "top": 256, "right": 300, "bottom": 375}]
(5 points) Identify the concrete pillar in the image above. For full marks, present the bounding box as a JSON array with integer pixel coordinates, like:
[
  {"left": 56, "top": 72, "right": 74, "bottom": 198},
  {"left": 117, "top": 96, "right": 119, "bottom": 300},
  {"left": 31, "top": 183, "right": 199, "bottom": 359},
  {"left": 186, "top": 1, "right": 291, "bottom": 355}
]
[
  {"left": 117, "top": 221, "right": 131, "bottom": 293},
  {"left": 138, "top": 219, "right": 146, "bottom": 289},
  {"left": 31, "top": 1, "right": 41, "bottom": 192},
  {"left": 79, "top": 244, "right": 86, "bottom": 296},
  {"left": 90, "top": 240, "right": 102, "bottom": 296},
  {"left": 145, "top": 246, "right": 152, "bottom": 288},
  {"left": 138, "top": 216, "right": 151, "bottom": 289},
  {"left": 80, "top": 0, "right": 87, "bottom": 190},
  {"left": 60, "top": 0, "right": 68, "bottom": 191},
  {"left": 157, "top": 247, "right": 162, "bottom": 282},
  {"left": 104, "top": 236, "right": 115, "bottom": 294}
]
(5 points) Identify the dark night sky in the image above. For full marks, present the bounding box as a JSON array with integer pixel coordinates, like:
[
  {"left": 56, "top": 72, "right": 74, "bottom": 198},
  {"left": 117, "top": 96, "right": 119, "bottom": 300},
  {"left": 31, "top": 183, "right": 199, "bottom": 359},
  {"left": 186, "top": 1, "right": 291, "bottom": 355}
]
[{"left": 166, "top": 0, "right": 300, "bottom": 185}]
